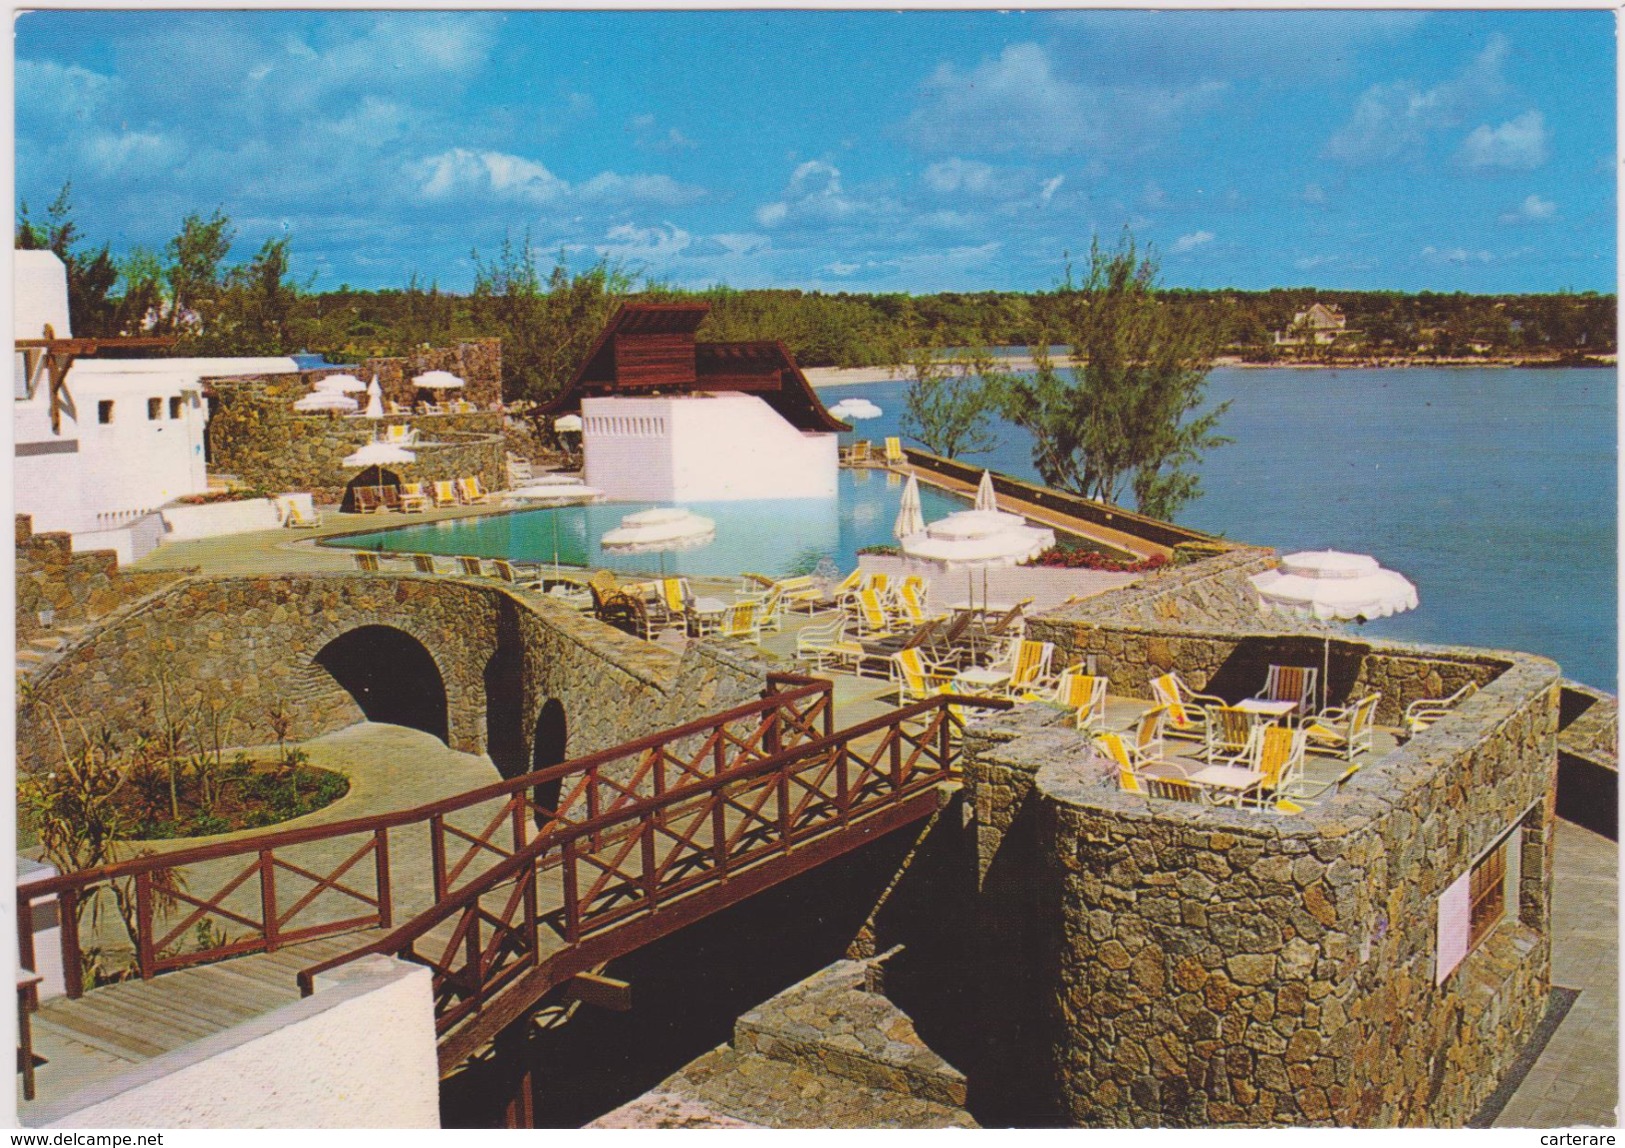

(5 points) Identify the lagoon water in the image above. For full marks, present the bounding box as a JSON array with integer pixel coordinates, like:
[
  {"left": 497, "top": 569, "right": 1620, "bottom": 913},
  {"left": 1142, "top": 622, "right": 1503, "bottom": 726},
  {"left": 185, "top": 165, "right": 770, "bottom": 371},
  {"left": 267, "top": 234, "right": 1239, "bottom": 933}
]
[{"left": 827, "top": 367, "right": 1617, "bottom": 692}]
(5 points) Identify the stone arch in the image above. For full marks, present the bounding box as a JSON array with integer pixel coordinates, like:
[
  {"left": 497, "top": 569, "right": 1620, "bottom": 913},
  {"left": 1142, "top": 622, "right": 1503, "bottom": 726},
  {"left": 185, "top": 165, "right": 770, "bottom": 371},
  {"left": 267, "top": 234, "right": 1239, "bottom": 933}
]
[
  {"left": 529, "top": 699, "right": 568, "bottom": 823},
  {"left": 314, "top": 624, "right": 450, "bottom": 743}
]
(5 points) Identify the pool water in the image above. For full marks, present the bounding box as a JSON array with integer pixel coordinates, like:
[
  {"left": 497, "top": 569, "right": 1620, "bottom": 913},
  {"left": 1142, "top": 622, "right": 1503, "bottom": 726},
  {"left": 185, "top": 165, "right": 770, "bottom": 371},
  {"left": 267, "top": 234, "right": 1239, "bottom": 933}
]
[{"left": 332, "top": 468, "right": 971, "bottom": 579}]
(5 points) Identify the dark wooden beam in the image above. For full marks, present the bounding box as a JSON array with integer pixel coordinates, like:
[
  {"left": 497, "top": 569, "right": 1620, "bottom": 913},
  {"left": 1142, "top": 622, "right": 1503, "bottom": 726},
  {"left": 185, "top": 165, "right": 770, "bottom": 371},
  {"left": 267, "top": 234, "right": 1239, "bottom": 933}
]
[{"left": 563, "top": 972, "right": 632, "bottom": 1012}]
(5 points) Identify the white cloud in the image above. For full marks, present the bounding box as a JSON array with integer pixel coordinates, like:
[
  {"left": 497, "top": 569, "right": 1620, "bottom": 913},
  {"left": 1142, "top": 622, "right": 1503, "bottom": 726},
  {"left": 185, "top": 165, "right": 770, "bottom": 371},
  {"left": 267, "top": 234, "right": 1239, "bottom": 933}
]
[
  {"left": 1457, "top": 111, "right": 1548, "bottom": 170},
  {"left": 1172, "top": 230, "right": 1215, "bottom": 254},
  {"left": 1324, "top": 35, "right": 1509, "bottom": 165},
  {"left": 594, "top": 223, "right": 692, "bottom": 261},
  {"left": 411, "top": 148, "right": 703, "bottom": 209},
  {"left": 1039, "top": 176, "right": 1064, "bottom": 205},
  {"left": 754, "top": 160, "right": 888, "bottom": 229},
  {"left": 1421, "top": 245, "right": 1494, "bottom": 265},
  {"left": 629, "top": 113, "right": 696, "bottom": 154},
  {"left": 1499, "top": 193, "right": 1557, "bottom": 224}
]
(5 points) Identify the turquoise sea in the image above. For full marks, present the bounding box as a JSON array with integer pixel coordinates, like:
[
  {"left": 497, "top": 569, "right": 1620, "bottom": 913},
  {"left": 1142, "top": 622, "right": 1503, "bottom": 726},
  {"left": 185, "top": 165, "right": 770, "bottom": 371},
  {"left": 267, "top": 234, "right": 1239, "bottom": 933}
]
[{"left": 827, "top": 366, "right": 1617, "bottom": 692}]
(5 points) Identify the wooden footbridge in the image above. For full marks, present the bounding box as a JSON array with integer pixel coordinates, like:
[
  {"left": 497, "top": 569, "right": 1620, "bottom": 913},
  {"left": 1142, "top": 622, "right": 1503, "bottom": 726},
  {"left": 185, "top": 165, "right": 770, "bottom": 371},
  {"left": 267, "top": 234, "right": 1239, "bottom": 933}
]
[{"left": 18, "top": 673, "right": 1007, "bottom": 1108}]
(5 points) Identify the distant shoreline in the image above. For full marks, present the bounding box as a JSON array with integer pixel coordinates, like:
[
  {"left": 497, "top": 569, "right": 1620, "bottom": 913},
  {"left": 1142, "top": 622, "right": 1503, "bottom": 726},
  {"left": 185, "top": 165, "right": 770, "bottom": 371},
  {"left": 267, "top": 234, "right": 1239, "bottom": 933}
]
[{"left": 804, "top": 353, "right": 1616, "bottom": 388}]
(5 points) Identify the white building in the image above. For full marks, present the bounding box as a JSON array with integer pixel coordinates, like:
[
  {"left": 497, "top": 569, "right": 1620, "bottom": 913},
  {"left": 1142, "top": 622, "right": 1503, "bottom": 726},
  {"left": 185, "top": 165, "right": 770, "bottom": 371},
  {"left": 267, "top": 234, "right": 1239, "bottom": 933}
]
[
  {"left": 14, "top": 250, "right": 297, "bottom": 562},
  {"left": 549, "top": 304, "right": 844, "bottom": 504}
]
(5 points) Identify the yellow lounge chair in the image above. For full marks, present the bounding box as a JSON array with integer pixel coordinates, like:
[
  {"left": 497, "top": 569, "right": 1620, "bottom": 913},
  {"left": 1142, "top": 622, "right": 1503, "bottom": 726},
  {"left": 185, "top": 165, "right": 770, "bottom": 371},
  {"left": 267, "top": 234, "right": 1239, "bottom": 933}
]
[
  {"left": 399, "top": 482, "right": 428, "bottom": 513},
  {"left": 795, "top": 617, "right": 864, "bottom": 672},
  {"left": 1001, "top": 639, "right": 1056, "bottom": 699},
  {"left": 1149, "top": 671, "right": 1225, "bottom": 741},
  {"left": 717, "top": 600, "right": 763, "bottom": 643},
  {"left": 890, "top": 648, "right": 956, "bottom": 704},
  {"left": 284, "top": 504, "right": 322, "bottom": 529},
  {"left": 852, "top": 589, "right": 895, "bottom": 639},
  {"left": 1243, "top": 725, "right": 1309, "bottom": 809},
  {"left": 457, "top": 477, "right": 488, "bottom": 504},
  {"left": 1304, "top": 693, "right": 1382, "bottom": 761},
  {"left": 883, "top": 436, "right": 906, "bottom": 465},
  {"left": 1047, "top": 668, "right": 1109, "bottom": 729},
  {"left": 432, "top": 480, "right": 460, "bottom": 508},
  {"left": 385, "top": 424, "right": 416, "bottom": 446},
  {"left": 1404, "top": 682, "right": 1479, "bottom": 736}
]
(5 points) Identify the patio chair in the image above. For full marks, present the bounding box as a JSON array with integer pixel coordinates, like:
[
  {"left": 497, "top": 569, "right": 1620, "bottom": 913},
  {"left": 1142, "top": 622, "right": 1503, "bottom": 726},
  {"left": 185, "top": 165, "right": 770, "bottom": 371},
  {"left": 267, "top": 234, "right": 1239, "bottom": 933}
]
[
  {"left": 1281, "top": 761, "right": 1363, "bottom": 809},
  {"left": 742, "top": 584, "right": 787, "bottom": 632},
  {"left": 852, "top": 590, "right": 896, "bottom": 639},
  {"left": 386, "top": 424, "right": 417, "bottom": 446},
  {"left": 353, "top": 488, "right": 383, "bottom": 514},
  {"left": 1253, "top": 664, "right": 1318, "bottom": 716},
  {"left": 387, "top": 400, "right": 410, "bottom": 416},
  {"left": 1095, "top": 731, "right": 1157, "bottom": 777},
  {"left": 883, "top": 437, "right": 906, "bottom": 466},
  {"left": 1001, "top": 639, "right": 1056, "bottom": 699},
  {"left": 796, "top": 617, "right": 864, "bottom": 672},
  {"left": 1148, "top": 671, "right": 1225, "bottom": 741},
  {"left": 967, "top": 600, "right": 1032, "bottom": 660},
  {"left": 1243, "top": 725, "right": 1309, "bottom": 810},
  {"left": 843, "top": 440, "right": 872, "bottom": 465},
  {"left": 924, "top": 609, "right": 979, "bottom": 669},
  {"left": 1123, "top": 704, "right": 1170, "bottom": 763},
  {"left": 353, "top": 552, "right": 382, "bottom": 572},
  {"left": 456, "top": 556, "right": 485, "bottom": 577},
  {"left": 772, "top": 575, "right": 825, "bottom": 614},
  {"left": 457, "top": 477, "right": 489, "bottom": 504},
  {"left": 284, "top": 504, "right": 322, "bottom": 529},
  {"left": 1204, "top": 705, "right": 1258, "bottom": 767},
  {"left": 1404, "top": 682, "right": 1480, "bottom": 736},
  {"left": 1148, "top": 776, "right": 1206, "bottom": 804},
  {"left": 411, "top": 553, "right": 445, "bottom": 575},
  {"left": 1304, "top": 693, "right": 1382, "bottom": 762},
  {"left": 1047, "top": 668, "right": 1109, "bottom": 730},
  {"left": 399, "top": 482, "right": 428, "bottom": 513},
  {"left": 717, "top": 600, "right": 763, "bottom": 643},
  {"left": 890, "top": 648, "right": 957, "bottom": 705},
  {"left": 506, "top": 453, "right": 534, "bottom": 486},
  {"left": 432, "top": 481, "right": 460, "bottom": 509},
  {"left": 492, "top": 559, "right": 544, "bottom": 590},
  {"left": 591, "top": 583, "right": 648, "bottom": 639}
]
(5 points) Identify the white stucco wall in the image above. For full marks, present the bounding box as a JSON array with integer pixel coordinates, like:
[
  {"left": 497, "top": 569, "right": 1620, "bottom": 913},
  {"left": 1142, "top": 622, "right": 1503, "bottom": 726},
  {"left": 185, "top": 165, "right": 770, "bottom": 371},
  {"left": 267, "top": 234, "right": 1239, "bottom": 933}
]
[
  {"left": 30, "top": 956, "right": 440, "bottom": 1129},
  {"left": 160, "top": 497, "right": 283, "bottom": 541},
  {"left": 584, "top": 393, "right": 837, "bottom": 503},
  {"left": 14, "top": 249, "right": 71, "bottom": 340}
]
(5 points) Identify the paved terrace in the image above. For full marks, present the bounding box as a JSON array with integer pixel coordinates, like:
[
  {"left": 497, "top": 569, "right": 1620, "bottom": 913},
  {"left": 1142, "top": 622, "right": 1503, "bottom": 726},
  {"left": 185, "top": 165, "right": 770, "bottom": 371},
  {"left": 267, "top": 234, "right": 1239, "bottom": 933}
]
[{"left": 26, "top": 506, "right": 1614, "bottom": 1126}]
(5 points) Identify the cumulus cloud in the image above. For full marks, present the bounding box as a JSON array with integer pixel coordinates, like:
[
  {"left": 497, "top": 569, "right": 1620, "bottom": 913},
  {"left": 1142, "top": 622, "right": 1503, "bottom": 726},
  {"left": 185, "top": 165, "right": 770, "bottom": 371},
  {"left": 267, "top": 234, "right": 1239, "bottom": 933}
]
[
  {"left": 594, "top": 222, "right": 692, "bottom": 261},
  {"left": 754, "top": 160, "right": 889, "bottom": 229},
  {"left": 629, "top": 113, "right": 696, "bottom": 153},
  {"left": 1172, "top": 230, "right": 1215, "bottom": 254},
  {"left": 1499, "top": 193, "right": 1557, "bottom": 224},
  {"left": 1324, "top": 35, "right": 1509, "bottom": 165},
  {"left": 410, "top": 148, "right": 703, "bottom": 209},
  {"left": 1457, "top": 111, "right": 1548, "bottom": 170}
]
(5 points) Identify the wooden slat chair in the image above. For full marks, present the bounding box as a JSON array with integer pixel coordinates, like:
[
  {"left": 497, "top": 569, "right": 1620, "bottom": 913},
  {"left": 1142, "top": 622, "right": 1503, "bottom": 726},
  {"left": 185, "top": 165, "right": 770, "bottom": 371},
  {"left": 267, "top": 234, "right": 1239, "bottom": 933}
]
[
  {"left": 456, "top": 556, "right": 485, "bottom": 577},
  {"left": 843, "top": 440, "right": 872, "bottom": 465},
  {"left": 1149, "top": 671, "right": 1225, "bottom": 741},
  {"left": 925, "top": 609, "right": 978, "bottom": 668},
  {"left": 883, "top": 437, "right": 906, "bottom": 466},
  {"left": 1254, "top": 664, "right": 1318, "bottom": 716},
  {"left": 492, "top": 559, "right": 544, "bottom": 590},
  {"left": 353, "top": 488, "right": 383, "bottom": 514},
  {"left": 399, "top": 482, "right": 428, "bottom": 513},
  {"left": 381, "top": 485, "right": 405, "bottom": 512},
  {"left": 1204, "top": 706, "right": 1258, "bottom": 767},
  {"left": 1002, "top": 639, "right": 1056, "bottom": 699},
  {"left": 1304, "top": 693, "right": 1382, "bottom": 762},
  {"left": 1112, "top": 759, "right": 1202, "bottom": 803},
  {"left": 353, "top": 552, "right": 382, "bottom": 572},
  {"left": 1404, "top": 682, "right": 1480, "bottom": 736},
  {"left": 889, "top": 648, "right": 956, "bottom": 705},
  {"left": 1244, "top": 726, "right": 1310, "bottom": 810},
  {"left": 457, "top": 476, "right": 489, "bottom": 504},
  {"left": 432, "top": 480, "right": 460, "bottom": 508},
  {"left": 1124, "top": 704, "right": 1170, "bottom": 763},
  {"left": 796, "top": 617, "right": 864, "bottom": 672},
  {"left": 717, "top": 600, "right": 763, "bottom": 643},
  {"left": 411, "top": 553, "right": 445, "bottom": 575},
  {"left": 1051, "top": 669, "right": 1109, "bottom": 729}
]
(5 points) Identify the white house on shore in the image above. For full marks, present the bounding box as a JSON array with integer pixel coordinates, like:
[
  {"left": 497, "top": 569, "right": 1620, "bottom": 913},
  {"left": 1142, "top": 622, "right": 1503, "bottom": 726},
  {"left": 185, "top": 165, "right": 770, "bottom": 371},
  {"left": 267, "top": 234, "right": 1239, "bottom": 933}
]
[
  {"left": 545, "top": 303, "right": 845, "bottom": 503},
  {"left": 14, "top": 250, "right": 297, "bottom": 562}
]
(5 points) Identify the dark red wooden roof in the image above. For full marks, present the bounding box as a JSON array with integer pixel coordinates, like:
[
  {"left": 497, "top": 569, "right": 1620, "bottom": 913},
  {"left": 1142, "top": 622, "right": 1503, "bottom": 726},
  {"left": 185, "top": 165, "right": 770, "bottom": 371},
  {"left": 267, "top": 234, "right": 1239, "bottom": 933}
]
[{"left": 545, "top": 303, "right": 848, "bottom": 433}]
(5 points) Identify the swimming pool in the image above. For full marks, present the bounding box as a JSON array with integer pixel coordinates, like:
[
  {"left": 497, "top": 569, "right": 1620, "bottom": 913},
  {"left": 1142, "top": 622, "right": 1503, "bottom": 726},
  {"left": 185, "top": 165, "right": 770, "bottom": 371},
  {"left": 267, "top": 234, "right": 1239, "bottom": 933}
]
[{"left": 330, "top": 468, "right": 973, "bottom": 578}]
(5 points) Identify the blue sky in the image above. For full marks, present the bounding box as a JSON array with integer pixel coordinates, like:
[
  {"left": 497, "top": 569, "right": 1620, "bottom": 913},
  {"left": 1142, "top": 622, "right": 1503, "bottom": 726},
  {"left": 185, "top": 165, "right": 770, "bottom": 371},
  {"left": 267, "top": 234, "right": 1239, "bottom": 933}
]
[{"left": 14, "top": 9, "right": 1617, "bottom": 295}]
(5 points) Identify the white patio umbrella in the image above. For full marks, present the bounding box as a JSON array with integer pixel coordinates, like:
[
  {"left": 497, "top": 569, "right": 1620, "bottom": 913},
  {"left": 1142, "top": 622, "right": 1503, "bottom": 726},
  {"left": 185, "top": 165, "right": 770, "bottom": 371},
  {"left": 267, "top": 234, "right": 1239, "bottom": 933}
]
[
  {"left": 974, "top": 469, "right": 998, "bottom": 513},
  {"left": 413, "top": 370, "right": 465, "bottom": 390},
  {"left": 294, "top": 391, "right": 359, "bottom": 413},
  {"left": 828, "top": 397, "right": 882, "bottom": 421},
  {"left": 601, "top": 507, "right": 715, "bottom": 576},
  {"left": 553, "top": 413, "right": 584, "bottom": 433},
  {"left": 1251, "top": 550, "right": 1419, "bottom": 710},
  {"left": 342, "top": 440, "right": 416, "bottom": 507},
  {"left": 314, "top": 373, "right": 367, "bottom": 393},
  {"left": 362, "top": 376, "right": 384, "bottom": 421},
  {"left": 899, "top": 506, "right": 1055, "bottom": 611},
  {"left": 894, "top": 472, "right": 925, "bottom": 541}
]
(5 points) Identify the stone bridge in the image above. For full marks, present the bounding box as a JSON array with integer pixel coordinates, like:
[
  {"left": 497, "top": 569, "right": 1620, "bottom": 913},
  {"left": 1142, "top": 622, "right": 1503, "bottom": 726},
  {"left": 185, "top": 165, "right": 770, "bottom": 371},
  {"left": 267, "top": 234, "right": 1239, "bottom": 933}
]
[{"left": 17, "top": 572, "right": 766, "bottom": 781}]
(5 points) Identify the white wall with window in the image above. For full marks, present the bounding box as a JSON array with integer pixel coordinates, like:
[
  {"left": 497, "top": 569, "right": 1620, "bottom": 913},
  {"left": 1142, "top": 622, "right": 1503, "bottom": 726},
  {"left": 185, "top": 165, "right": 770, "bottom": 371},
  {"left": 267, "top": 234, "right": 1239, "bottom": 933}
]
[{"left": 1436, "top": 811, "right": 1531, "bottom": 984}]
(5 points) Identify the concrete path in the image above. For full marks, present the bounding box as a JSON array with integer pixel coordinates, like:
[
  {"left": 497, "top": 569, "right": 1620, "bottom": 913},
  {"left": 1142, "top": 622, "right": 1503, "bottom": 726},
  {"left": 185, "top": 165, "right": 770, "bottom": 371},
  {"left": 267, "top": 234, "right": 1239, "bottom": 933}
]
[{"left": 1495, "top": 820, "right": 1619, "bottom": 1128}]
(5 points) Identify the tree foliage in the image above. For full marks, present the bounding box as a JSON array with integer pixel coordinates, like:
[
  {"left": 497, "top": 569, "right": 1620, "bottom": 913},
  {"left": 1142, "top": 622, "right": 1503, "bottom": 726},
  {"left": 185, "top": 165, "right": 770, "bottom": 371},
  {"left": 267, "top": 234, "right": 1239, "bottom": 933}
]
[
  {"left": 1001, "top": 234, "right": 1229, "bottom": 520},
  {"left": 899, "top": 335, "right": 1007, "bottom": 459}
]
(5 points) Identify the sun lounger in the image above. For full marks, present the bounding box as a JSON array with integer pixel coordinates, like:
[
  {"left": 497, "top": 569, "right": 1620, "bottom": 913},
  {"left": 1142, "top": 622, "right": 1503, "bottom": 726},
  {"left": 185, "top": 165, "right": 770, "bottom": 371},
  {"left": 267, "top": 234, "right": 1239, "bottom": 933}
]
[
  {"left": 796, "top": 617, "right": 864, "bottom": 672},
  {"left": 353, "top": 488, "right": 383, "bottom": 514},
  {"left": 411, "top": 553, "right": 445, "bottom": 575},
  {"left": 399, "top": 482, "right": 428, "bottom": 513},
  {"left": 432, "top": 481, "right": 459, "bottom": 508},
  {"left": 457, "top": 476, "right": 489, "bottom": 504},
  {"left": 883, "top": 437, "right": 906, "bottom": 466},
  {"left": 456, "top": 556, "right": 484, "bottom": 577},
  {"left": 890, "top": 648, "right": 957, "bottom": 704},
  {"left": 1304, "top": 693, "right": 1381, "bottom": 761},
  {"left": 284, "top": 504, "right": 322, "bottom": 529},
  {"left": 353, "top": 552, "right": 382, "bottom": 572}
]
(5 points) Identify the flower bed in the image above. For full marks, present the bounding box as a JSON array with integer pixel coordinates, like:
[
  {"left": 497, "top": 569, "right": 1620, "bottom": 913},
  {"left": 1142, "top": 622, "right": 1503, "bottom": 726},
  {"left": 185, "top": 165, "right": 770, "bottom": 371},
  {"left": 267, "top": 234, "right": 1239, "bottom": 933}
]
[{"left": 1024, "top": 547, "right": 1169, "bottom": 573}]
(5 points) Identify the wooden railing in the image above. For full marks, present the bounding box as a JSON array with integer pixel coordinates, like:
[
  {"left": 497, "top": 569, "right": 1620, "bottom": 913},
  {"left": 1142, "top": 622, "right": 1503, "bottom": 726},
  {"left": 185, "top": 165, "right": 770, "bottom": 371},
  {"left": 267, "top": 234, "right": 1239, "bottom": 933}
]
[
  {"left": 17, "top": 673, "right": 834, "bottom": 996},
  {"left": 295, "top": 690, "right": 1010, "bottom": 1068}
]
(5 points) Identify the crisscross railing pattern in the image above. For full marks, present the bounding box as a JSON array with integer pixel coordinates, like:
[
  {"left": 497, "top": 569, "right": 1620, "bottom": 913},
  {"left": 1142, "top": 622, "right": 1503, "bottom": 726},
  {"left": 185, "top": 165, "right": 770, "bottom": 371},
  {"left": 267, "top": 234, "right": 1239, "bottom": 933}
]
[
  {"left": 296, "top": 691, "right": 1009, "bottom": 1068},
  {"left": 18, "top": 673, "right": 833, "bottom": 995}
]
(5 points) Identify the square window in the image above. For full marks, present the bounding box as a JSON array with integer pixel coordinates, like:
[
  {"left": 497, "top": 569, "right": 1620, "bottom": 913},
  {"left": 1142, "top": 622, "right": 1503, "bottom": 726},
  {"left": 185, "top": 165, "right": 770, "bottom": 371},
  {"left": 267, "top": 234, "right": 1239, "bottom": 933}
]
[
  {"left": 148, "top": 397, "right": 162, "bottom": 420},
  {"left": 1469, "top": 840, "right": 1507, "bottom": 949},
  {"left": 169, "top": 396, "right": 184, "bottom": 419},
  {"left": 98, "top": 400, "right": 114, "bottom": 424}
]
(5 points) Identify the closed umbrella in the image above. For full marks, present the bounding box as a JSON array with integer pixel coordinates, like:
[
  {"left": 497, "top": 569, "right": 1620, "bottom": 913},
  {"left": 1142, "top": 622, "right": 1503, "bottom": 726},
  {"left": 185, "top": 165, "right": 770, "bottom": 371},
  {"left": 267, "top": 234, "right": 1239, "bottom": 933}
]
[
  {"left": 1251, "top": 550, "right": 1419, "bottom": 709},
  {"left": 363, "top": 376, "right": 384, "bottom": 420},
  {"left": 974, "top": 469, "right": 998, "bottom": 513},
  {"left": 894, "top": 472, "right": 925, "bottom": 541}
]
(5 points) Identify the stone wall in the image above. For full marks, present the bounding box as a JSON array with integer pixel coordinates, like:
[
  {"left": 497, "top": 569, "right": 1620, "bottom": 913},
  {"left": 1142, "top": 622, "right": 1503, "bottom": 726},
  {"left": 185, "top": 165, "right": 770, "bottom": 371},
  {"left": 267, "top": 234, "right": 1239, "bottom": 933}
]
[
  {"left": 962, "top": 637, "right": 1561, "bottom": 1127},
  {"left": 345, "top": 339, "right": 502, "bottom": 411},
  {"left": 14, "top": 515, "right": 191, "bottom": 642},
  {"left": 17, "top": 573, "right": 765, "bottom": 778},
  {"left": 205, "top": 374, "right": 504, "bottom": 502}
]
